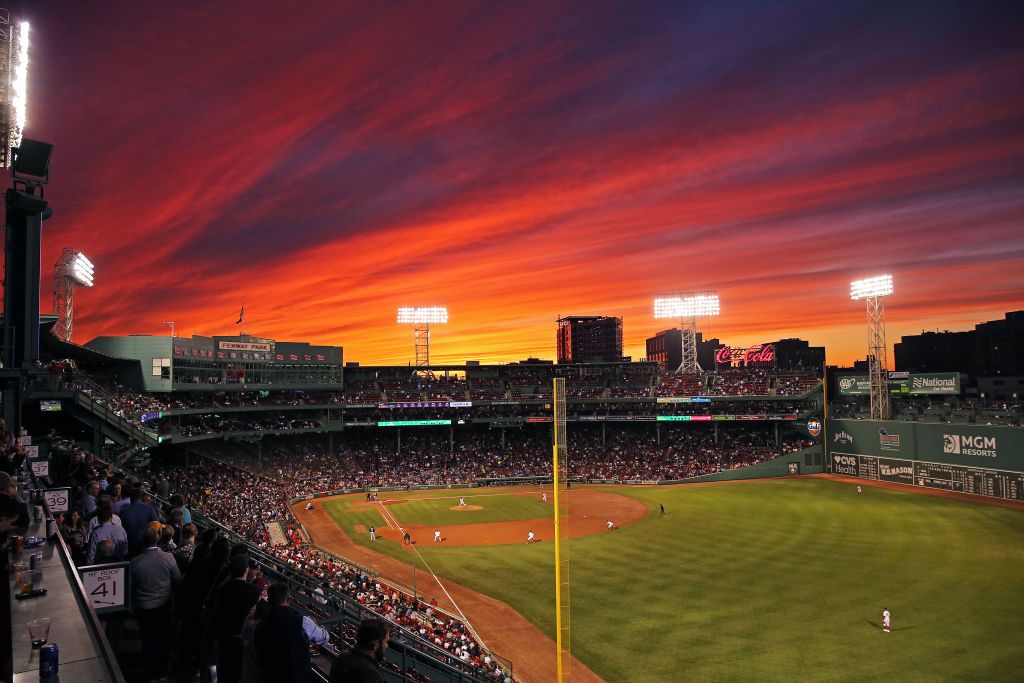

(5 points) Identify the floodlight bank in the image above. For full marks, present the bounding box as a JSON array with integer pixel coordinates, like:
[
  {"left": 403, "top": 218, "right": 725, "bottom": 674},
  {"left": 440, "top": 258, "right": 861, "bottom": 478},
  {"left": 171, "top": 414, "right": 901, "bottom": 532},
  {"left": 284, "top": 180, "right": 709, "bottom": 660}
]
[
  {"left": 850, "top": 274, "right": 893, "bottom": 300},
  {"left": 653, "top": 294, "right": 721, "bottom": 319},
  {"left": 397, "top": 307, "right": 449, "bottom": 324}
]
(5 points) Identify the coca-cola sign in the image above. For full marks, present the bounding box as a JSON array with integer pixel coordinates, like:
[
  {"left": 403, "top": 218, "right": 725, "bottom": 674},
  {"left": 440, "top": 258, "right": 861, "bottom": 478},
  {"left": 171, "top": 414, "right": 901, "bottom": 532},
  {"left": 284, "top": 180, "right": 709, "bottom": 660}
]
[{"left": 715, "top": 344, "right": 776, "bottom": 366}]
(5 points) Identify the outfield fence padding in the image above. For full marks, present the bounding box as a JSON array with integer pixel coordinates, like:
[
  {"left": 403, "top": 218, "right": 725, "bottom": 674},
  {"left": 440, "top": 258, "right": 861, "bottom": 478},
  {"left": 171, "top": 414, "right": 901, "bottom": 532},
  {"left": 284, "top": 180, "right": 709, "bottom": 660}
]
[{"left": 663, "top": 447, "right": 823, "bottom": 484}]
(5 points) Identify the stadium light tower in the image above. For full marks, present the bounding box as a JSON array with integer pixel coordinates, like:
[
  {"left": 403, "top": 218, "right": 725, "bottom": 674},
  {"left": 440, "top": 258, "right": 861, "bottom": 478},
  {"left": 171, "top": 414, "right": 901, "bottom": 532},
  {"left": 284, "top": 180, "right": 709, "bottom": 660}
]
[
  {"left": 653, "top": 292, "right": 720, "bottom": 373},
  {"left": 397, "top": 306, "right": 448, "bottom": 368},
  {"left": 53, "top": 249, "right": 94, "bottom": 342},
  {"left": 0, "top": 14, "right": 29, "bottom": 169},
  {"left": 850, "top": 274, "right": 893, "bottom": 420}
]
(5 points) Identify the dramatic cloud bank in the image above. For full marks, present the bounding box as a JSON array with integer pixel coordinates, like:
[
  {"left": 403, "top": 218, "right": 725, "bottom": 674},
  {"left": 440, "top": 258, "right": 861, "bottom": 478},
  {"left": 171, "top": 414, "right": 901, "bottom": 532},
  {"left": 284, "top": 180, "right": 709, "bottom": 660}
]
[{"left": 20, "top": 1, "right": 1024, "bottom": 364}]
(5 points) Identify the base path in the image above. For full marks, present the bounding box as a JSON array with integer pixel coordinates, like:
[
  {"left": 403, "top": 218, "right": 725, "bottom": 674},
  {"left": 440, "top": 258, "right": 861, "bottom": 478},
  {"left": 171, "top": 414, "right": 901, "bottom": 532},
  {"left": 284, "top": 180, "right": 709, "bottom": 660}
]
[
  {"left": 294, "top": 489, "right": 623, "bottom": 683},
  {"left": 373, "top": 489, "right": 645, "bottom": 546}
]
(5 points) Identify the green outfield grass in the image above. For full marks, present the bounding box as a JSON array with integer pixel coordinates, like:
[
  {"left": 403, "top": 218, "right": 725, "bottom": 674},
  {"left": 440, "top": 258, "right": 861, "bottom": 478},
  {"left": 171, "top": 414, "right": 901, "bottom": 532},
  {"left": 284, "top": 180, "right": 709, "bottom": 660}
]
[
  {"left": 323, "top": 480, "right": 1024, "bottom": 682},
  {"left": 321, "top": 488, "right": 552, "bottom": 531}
]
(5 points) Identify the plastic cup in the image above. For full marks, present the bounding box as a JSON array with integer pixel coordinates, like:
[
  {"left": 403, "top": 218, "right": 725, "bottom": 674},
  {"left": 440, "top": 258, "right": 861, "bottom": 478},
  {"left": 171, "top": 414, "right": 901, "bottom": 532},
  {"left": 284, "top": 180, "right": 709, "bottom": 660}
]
[
  {"left": 13, "top": 563, "right": 32, "bottom": 595},
  {"left": 28, "top": 617, "right": 50, "bottom": 647}
]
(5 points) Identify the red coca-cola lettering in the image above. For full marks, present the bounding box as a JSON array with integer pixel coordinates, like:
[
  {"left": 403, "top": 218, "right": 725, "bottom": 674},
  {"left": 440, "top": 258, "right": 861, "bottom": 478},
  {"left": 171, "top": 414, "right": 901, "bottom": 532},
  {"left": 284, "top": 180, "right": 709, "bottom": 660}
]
[{"left": 715, "top": 344, "right": 775, "bottom": 366}]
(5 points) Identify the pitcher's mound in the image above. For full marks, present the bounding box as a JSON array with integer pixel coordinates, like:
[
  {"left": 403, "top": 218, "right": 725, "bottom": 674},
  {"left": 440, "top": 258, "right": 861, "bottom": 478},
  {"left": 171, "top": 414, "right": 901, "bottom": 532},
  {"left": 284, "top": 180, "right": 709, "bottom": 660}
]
[{"left": 449, "top": 505, "right": 482, "bottom": 511}]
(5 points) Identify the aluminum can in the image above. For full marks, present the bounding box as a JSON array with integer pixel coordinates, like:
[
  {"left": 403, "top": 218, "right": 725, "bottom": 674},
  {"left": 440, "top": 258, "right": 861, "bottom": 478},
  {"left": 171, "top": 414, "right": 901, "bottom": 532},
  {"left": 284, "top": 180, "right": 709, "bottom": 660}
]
[
  {"left": 39, "top": 643, "right": 59, "bottom": 678},
  {"left": 46, "top": 517, "right": 56, "bottom": 539},
  {"left": 29, "top": 552, "right": 42, "bottom": 570}
]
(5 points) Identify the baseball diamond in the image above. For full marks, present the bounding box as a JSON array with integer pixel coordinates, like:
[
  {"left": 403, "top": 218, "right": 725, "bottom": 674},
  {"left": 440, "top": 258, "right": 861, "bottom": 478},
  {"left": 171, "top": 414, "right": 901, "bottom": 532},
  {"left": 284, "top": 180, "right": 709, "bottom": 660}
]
[{"left": 295, "top": 477, "right": 1024, "bottom": 682}]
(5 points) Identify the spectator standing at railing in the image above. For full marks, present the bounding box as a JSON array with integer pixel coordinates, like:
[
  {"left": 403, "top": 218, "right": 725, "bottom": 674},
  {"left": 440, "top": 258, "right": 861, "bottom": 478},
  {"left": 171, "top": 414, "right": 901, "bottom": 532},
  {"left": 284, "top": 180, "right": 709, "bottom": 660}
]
[
  {"left": 122, "top": 487, "right": 160, "bottom": 556},
  {"left": 178, "top": 535, "right": 229, "bottom": 680},
  {"left": 80, "top": 480, "right": 100, "bottom": 520},
  {"left": 175, "top": 523, "right": 198, "bottom": 572},
  {"left": 330, "top": 617, "right": 390, "bottom": 683},
  {"left": 86, "top": 506, "right": 127, "bottom": 564},
  {"left": 255, "top": 582, "right": 330, "bottom": 683},
  {"left": 211, "top": 554, "right": 263, "bottom": 683},
  {"left": 60, "top": 509, "right": 89, "bottom": 565},
  {"left": 131, "top": 527, "right": 182, "bottom": 681}
]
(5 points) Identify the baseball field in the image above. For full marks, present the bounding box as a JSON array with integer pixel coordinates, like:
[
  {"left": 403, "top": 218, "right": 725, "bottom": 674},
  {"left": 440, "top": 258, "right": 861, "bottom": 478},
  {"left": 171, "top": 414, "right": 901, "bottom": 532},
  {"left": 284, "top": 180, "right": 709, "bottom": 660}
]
[{"left": 300, "top": 477, "right": 1024, "bottom": 682}]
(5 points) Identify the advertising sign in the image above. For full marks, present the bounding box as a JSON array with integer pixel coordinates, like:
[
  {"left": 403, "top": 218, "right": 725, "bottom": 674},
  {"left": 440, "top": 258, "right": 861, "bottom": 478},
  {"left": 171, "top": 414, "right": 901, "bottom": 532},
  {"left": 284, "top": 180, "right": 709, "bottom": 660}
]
[
  {"left": 877, "top": 457, "right": 914, "bottom": 484},
  {"left": 715, "top": 344, "right": 776, "bottom": 366},
  {"left": 837, "top": 373, "right": 959, "bottom": 395},
  {"left": 78, "top": 562, "right": 131, "bottom": 614},
  {"left": 376, "top": 420, "right": 452, "bottom": 427},
  {"left": 829, "top": 452, "right": 1022, "bottom": 501},
  {"left": 656, "top": 397, "right": 712, "bottom": 404},
  {"left": 910, "top": 373, "right": 960, "bottom": 395}
]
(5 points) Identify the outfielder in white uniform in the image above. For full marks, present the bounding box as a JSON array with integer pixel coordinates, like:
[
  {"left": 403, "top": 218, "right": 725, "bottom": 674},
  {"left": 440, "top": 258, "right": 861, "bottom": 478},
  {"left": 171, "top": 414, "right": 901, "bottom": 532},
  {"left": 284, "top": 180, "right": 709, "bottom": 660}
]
[
  {"left": 882, "top": 608, "right": 891, "bottom": 632},
  {"left": 542, "top": 492, "right": 548, "bottom": 503},
  {"left": 527, "top": 531, "right": 536, "bottom": 543},
  {"left": 606, "top": 520, "right": 615, "bottom": 531},
  {"left": 433, "top": 529, "right": 442, "bottom": 543}
]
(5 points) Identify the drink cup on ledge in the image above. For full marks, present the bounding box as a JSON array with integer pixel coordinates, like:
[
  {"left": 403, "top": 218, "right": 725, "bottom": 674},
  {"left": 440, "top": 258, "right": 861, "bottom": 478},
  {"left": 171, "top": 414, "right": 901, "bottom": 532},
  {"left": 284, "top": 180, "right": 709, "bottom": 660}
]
[
  {"left": 28, "top": 617, "right": 50, "bottom": 648},
  {"left": 13, "top": 563, "right": 32, "bottom": 594}
]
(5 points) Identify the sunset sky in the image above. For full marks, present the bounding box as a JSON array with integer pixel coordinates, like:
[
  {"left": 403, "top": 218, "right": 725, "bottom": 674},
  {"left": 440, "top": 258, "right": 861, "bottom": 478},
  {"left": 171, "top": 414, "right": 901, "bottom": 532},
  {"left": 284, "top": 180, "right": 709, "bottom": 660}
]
[{"left": 14, "top": 1, "right": 1024, "bottom": 366}]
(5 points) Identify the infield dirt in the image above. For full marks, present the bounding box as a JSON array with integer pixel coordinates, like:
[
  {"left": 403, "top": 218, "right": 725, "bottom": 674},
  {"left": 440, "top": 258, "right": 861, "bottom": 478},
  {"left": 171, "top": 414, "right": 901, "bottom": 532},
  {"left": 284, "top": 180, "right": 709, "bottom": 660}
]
[{"left": 294, "top": 487, "right": 643, "bottom": 683}]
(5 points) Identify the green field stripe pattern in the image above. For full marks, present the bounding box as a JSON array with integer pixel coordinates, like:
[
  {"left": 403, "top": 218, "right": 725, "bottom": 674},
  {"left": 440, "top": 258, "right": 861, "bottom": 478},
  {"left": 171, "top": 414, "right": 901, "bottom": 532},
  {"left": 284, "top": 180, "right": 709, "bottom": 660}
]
[{"left": 323, "top": 480, "right": 1024, "bottom": 682}]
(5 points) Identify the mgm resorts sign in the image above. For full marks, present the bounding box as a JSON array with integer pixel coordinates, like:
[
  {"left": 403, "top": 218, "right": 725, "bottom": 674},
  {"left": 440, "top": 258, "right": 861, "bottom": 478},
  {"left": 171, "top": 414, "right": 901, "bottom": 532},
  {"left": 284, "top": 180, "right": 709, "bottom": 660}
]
[{"left": 943, "top": 434, "right": 998, "bottom": 458}]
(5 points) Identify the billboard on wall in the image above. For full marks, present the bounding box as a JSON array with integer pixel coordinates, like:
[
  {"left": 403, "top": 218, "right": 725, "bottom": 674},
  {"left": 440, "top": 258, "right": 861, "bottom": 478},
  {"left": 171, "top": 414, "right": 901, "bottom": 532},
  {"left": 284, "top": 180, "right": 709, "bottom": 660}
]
[
  {"left": 830, "top": 451, "right": 1022, "bottom": 501},
  {"left": 827, "top": 419, "right": 1024, "bottom": 501},
  {"left": 827, "top": 419, "right": 1023, "bottom": 471},
  {"left": 837, "top": 373, "right": 960, "bottom": 395}
]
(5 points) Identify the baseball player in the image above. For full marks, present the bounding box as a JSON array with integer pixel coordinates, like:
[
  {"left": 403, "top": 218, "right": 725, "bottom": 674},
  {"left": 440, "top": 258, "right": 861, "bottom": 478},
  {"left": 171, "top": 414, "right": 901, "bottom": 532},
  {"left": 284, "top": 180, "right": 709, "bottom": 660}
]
[
  {"left": 882, "top": 608, "right": 890, "bottom": 632},
  {"left": 527, "top": 531, "right": 536, "bottom": 543},
  {"left": 857, "top": 486, "right": 863, "bottom": 494},
  {"left": 433, "top": 529, "right": 442, "bottom": 543},
  {"left": 369, "top": 526, "right": 376, "bottom": 541},
  {"left": 542, "top": 492, "right": 548, "bottom": 503},
  {"left": 659, "top": 504, "right": 665, "bottom": 517},
  {"left": 606, "top": 520, "right": 615, "bottom": 531},
  {"left": 403, "top": 531, "right": 411, "bottom": 545},
  {"left": 458, "top": 496, "right": 467, "bottom": 507}
]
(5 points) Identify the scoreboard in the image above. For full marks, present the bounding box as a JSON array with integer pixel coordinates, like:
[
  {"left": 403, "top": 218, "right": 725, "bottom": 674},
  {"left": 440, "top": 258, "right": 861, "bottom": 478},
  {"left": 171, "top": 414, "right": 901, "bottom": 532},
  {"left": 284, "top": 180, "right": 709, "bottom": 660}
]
[{"left": 831, "top": 452, "right": 1023, "bottom": 502}]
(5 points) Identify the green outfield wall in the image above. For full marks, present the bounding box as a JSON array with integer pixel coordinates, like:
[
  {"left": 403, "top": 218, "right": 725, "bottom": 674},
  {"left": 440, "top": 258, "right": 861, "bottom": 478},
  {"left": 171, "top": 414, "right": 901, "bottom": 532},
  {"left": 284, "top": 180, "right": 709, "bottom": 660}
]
[
  {"left": 666, "top": 447, "right": 823, "bottom": 484},
  {"left": 826, "top": 419, "right": 1023, "bottom": 501}
]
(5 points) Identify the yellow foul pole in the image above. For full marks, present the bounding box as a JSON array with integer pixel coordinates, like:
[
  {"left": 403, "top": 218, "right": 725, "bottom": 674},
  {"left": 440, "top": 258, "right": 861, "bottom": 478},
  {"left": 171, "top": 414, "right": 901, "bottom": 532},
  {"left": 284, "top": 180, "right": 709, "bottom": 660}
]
[{"left": 552, "top": 377, "right": 569, "bottom": 682}]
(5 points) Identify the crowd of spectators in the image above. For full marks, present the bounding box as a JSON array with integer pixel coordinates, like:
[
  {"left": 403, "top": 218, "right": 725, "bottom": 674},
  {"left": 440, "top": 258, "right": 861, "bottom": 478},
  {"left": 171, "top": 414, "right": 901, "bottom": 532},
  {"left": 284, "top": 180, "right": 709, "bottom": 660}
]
[
  {"left": 141, "top": 456, "right": 510, "bottom": 680},
  {"left": 834, "top": 396, "right": 1023, "bottom": 426},
  {"left": 192, "top": 425, "right": 816, "bottom": 490},
  {"left": 14, "top": 433, "right": 509, "bottom": 682}
]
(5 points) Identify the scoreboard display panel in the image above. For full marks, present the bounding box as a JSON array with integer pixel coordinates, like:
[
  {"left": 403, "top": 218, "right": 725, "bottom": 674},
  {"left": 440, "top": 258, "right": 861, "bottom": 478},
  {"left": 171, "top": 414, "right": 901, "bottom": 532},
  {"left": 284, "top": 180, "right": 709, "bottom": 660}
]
[{"left": 831, "top": 452, "right": 1023, "bottom": 502}]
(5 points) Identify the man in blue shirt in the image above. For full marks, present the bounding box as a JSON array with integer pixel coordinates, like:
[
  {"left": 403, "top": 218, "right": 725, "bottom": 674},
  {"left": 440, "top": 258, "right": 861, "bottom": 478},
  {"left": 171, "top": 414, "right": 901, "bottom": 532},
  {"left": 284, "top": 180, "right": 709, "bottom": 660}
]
[
  {"left": 121, "top": 488, "right": 159, "bottom": 556},
  {"left": 86, "top": 506, "right": 128, "bottom": 564}
]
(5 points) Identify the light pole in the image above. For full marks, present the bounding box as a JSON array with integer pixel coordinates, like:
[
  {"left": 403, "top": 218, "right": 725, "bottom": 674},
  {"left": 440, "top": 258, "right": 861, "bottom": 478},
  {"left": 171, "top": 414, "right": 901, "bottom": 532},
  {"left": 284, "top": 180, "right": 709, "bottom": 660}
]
[
  {"left": 397, "top": 307, "right": 448, "bottom": 370},
  {"left": 653, "top": 292, "right": 720, "bottom": 373},
  {"left": 850, "top": 275, "right": 893, "bottom": 420},
  {"left": 53, "top": 249, "right": 94, "bottom": 342}
]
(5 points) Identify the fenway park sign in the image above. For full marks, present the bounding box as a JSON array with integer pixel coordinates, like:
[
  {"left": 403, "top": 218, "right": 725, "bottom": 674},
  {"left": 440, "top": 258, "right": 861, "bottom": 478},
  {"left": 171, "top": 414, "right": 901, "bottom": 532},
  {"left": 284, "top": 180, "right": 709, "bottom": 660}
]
[{"left": 715, "top": 344, "right": 775, "bottom": 366}]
